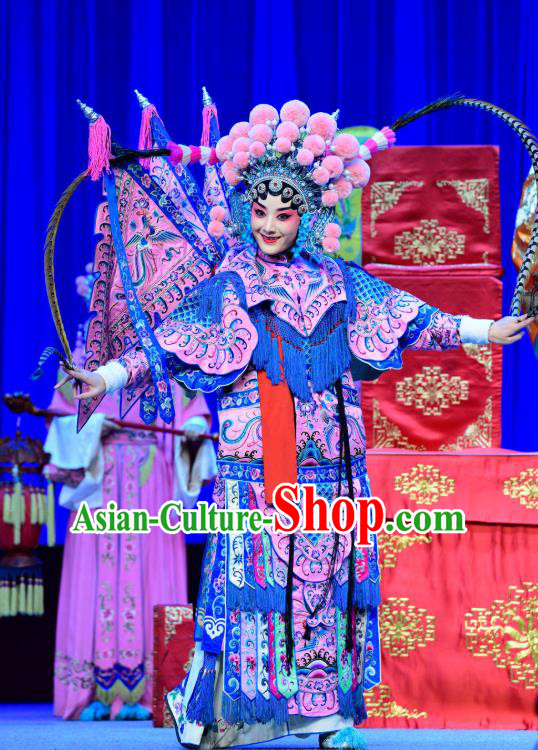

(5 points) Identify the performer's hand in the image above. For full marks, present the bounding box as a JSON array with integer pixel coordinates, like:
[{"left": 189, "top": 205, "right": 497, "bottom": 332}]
[
  {"left": 54, "top": 366, "right": 106, "bottom": 400},
  {"left": 488, "top": 314, "right": 538, "bottom": 344}
]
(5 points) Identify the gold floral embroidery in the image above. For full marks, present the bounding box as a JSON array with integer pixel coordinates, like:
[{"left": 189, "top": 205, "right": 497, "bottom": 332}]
[
  {"left": 396, "top": 366, "right": 469, "bottom": 416},
  {"left": 437, "top": 178, "right": 490, "bottom": 233},
  {"left": 363, "top": 682, "right": 427, "bottom": 718},
  {"left": 377, "top": 531, "right": 432, "bottom": 570},
  {"left": 164, "top": 605, "right": 194, "bottom": 647},
  {"left": 371, "top": 400, "right": 427, "bottom": 450},
  {"left": 462, "top": 343, "right": 493, "bottom": 382},
  {"left": 379, "top": 596, "right": 436, "bottom": 656},
  {"left": 440, "top": 397, "right": 493, "bottom": 449},
  {"left": 369, "top": 180, "right": 424, "bottom": 237},
  {"left": 464, "top": 582, "right": 538, "bottom": 689},
  {"left": 503, "top": 469, "right": 538, "bottom": 511},
  {"left": 394, "top": 219, "right": 465, "bottom": 264},
  {"left": 394, "top": 464, "right": 455, "bottom": 506}
]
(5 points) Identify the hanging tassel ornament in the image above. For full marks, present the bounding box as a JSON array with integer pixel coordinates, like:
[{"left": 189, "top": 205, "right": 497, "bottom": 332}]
[
  {"left": 135, "top": 89, "right": 159, "bottom": 170},
  {"left": 76, "top": 99, "right": 112, "bottom": 181},
  {"left": 11, "top": 464, "right": 22, "bottom": 546},
  {"left": 201, "top": 86, "right": 219, "bottom": 147},
  {"left": 46, "top": 479, "right": 56, "bottom": 547}
]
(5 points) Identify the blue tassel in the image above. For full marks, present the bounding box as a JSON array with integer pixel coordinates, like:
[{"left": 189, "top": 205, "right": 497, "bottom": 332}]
[
  {"left": 251, "top": 297, "right": 352, "bottom": 399},
  {"left": 269, "top": 694, "right": 289, "bottom": 725},
  {"left": 324, "top": 726, "right": 368, "bottom": 749},
  {"left": 335, "top": 257, "right": 358, "bottom": 322},
  {"left": 281, "top": 340, "right": 310, "bottom": 401},
  {"left": 185, "top": 651, "right": 217, "bottom": 724},
  {"left": 240, "top": 693, "right": 257, "bottom": 723},
  {"left": 197, "top": 271, "right": 247, "bottom": 323},
  {"left": 337, "top": 685, "right": 356, "bottom": 718},
  {"left": 255, "top": 582, "right": 274, "bottom": 613},
  {"left": 221, "top": 693, "right": 240, "bottom": 724},
  {"left": 353, "top": 689, "right": 368, "bottom": 723},
  {"left": 255, "top": 692, "right": 273, "bottom": 723},
  {"left": 334, "top": 576, "right": 381, "bottom": 610}
]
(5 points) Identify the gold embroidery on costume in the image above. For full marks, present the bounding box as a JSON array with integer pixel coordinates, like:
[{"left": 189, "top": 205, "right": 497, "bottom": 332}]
[
  {"left": 394, "top": 464, "right": 455, "bottom": 506},
  {"left": 393, "top": 219, "right": 465, "bottom": 264},
  {"left": 464, "top": 582, "right": 538, "bottom": 689},
  {"left": 377, "top": 531, "right": 432, "bottom": 570},
  {"left": 437, "top": 178, "right": 490, "bottom": 233},
  {"left": 379, "top": 596, "right": 436, "bottom": 657},
  {"left": 440, "top": 397, "right": 493, "bottom": 449},
  {"left": 371, "top": 400, "right": 427, "bottom": 450},
  {"left": 363, "top": 682, "right": 428, "bottom": 719},
  {"left": 396, "top": 366, "right": 469, "bottom": 416},
  {"left": 164, "top": 605, "right": 194, "bottom": 646},
  {"left": 462, "top": 343, "right": 493, "bottom": 382},
  {"left": 503, "top": 469, "right": 538, "bottom": 511},
  {"left": 369, "top": 180, "right": 424, "bottom": 237}
]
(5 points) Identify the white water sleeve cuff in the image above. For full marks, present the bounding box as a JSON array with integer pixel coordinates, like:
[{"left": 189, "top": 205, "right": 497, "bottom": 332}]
[
  {"left": 180, "top": 416, "right": 209, "bottom": 435},
  {"left": 95, "top": 361, "right": 129, "bottom": 394},
  {"left": 459, "top": 316, "right": 494, "bottom": 345}
]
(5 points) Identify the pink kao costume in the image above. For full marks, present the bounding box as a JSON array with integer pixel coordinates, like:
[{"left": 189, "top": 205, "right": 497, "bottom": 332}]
[{"left": 43, "top": 91, "right": 537, "bottom": 748}]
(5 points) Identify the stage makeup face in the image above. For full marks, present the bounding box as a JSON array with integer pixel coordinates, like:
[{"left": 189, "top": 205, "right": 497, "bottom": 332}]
[{"left": 250, "top": 193, "right": 301, "bottom": 256}]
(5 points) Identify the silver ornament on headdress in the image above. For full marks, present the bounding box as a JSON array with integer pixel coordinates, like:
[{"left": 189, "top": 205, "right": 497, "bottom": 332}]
[
  {"left": 76, "top": 99, "right": 99, "bottom": 123},
  {"left": 134, "top": 89, "right": 151, "bottom": 110},
  {"left": 202, "top": 86, "right": 213, "bottom": 107},
  {"left": 244, "top": 157, "right": 321, "bottom": 215}
]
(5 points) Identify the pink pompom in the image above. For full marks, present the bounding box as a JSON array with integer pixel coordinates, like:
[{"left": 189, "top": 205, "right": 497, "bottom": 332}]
[
  {"left": 274, "top": 136, "right": 292, "bottom": 154},
  {"left": 209, "top": 205, "right": 226, "bottom": 221},
  {"left": 321, "top": 189, "right": 339, "bottom": 207},
  {"left": 322, "top": 236, "right": 340, "bottom": 252},
  {"left": 312, "top": 166, "right": 330, "bottom": 185},
  {"left": 296, "top": 148, "right": 314, "bottom": 166},
  {"left": 248, "top": 124, "right": 273, "bottom": 144},
  {"left": 381, "top": 126, "right": 397, "bottom": 146},
  {"left": 334, "top": 177, "right": 353, "bottom": 199},
  {"left": 208, "top": 220, "right": 225, "bottom": 238},
  {"left": 324, "top": 222, "right": 342, "bottom": 239},
  {"left": 331, "top": 133, "right": 360, "bottom": 160},
  {"left": 229, "top": 121, "right": 250, "bottom": 138},
  {"left": 280, "top": 100, "right": 310, "bottom": 127},
  {"left": 346, "top": 159, "right": 371, "bottom": 188},
  {"left": 221, "top": 160, "right": 242, "bottom": 186},
  {"left": 307, "top": 112, "right": 337, "bottom": 141},
  {"left": 303, "top": 134, "right": 326, "bottom": 156},
  {"left": 249, "top": 140, "right": 266, "bottom": 158},
  {"left": 276, "top": 121, "right": 300, "bottom": 142},
  {"left": 233, "top": 151, "right": 250, "bottom": 169},
  {"left": 216, "top": 135, "right": 234, "bottom": 161},
  {"left": 232, "top": 136, "right": 251, "bottom": 154},
  {"left": 321, "top": 155, "right": 344, "bottom": 178},
  {"left": 249, "top": 103, "right": 279, "bottom": 127}
]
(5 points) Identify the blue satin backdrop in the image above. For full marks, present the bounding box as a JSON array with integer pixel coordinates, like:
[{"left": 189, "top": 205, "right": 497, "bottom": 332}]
[{"left": 1, "top": 0, "right": 537, "bottom": 454}]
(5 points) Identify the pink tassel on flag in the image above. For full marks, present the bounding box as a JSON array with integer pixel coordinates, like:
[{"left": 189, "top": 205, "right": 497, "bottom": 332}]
[
  {"left": 138, "top": 103, "right": 158, "bottom": 170},
  {"left": 87, "top": 115, "right": 112, "bottom": 181},
  {"left": 201, "top": 86, "right": 219, "bottom": 147}
]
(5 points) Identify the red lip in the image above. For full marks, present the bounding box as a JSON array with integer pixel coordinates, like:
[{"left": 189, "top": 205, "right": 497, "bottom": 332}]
[{"left": 261, "top": 234, "right": 279, "bottom": 244}]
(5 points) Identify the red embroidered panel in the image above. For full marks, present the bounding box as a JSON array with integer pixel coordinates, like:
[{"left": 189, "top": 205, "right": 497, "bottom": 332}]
[
  {"left": 153, "top": 604, "right": 194, "bottom": 728},
  {"left": 362, "top": 449, "right": 538, "bottom": 730},
  {"left": 362, "top": 146, "right": 500, "bottom": 267}
]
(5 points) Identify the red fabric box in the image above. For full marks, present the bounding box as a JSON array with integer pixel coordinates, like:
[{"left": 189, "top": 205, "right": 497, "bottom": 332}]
[
  {"left": 153, "top": 604, "right": 194, "bottom": 727},
  {"left": 362, "top": 448, "right": 538, "bottom": 730},
  {"left": 362, "top": 146, "right": 501, "bottom": 266}
]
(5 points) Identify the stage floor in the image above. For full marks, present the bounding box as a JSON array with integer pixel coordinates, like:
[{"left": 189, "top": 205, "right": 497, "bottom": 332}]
[{"left": 2, "top": 705, "right": 536, "bottom": 750}]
